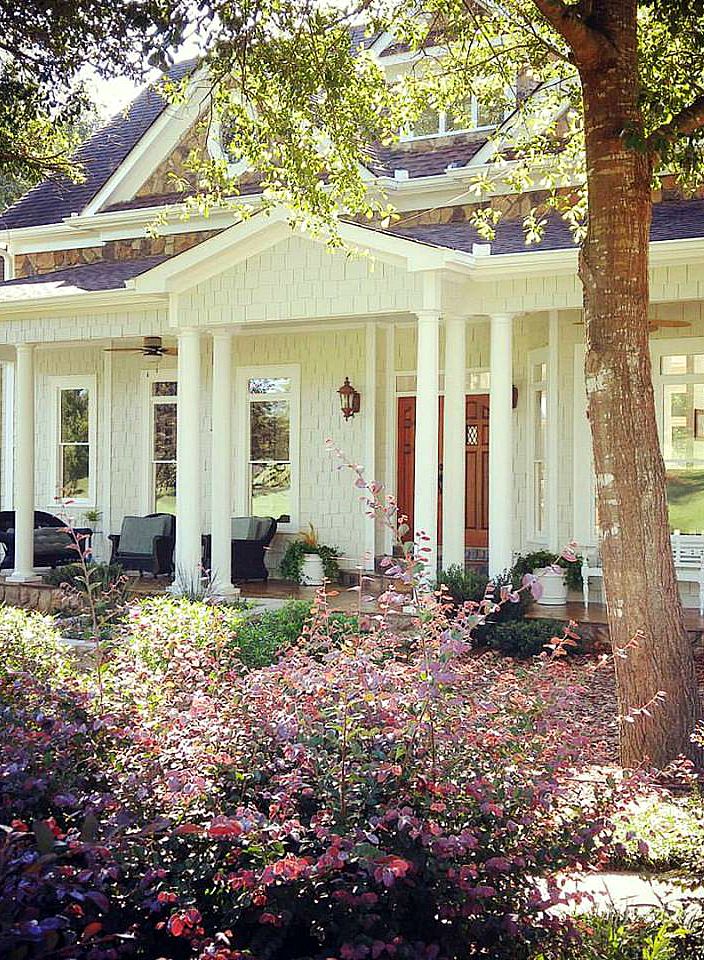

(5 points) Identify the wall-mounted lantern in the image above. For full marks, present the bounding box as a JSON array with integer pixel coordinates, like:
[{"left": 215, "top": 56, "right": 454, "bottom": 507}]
[{"left": 338, "top": 377, "right": 361, "bottom": 420}]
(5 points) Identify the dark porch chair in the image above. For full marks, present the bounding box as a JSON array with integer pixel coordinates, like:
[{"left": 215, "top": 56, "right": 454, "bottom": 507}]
[
  {"left": 0, "top": 510, "right": 92, "bottom": 569},
  {"left": 202, "top": 516, "right": 277, "bottom": 583},
  {"left": 109, "top": 513, "right": 175, "bottom": 576}
]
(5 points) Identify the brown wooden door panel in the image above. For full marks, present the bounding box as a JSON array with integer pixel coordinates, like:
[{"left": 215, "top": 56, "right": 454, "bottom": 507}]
[{"left": 396, "top": 394, "right": 489, "bottom": 549}]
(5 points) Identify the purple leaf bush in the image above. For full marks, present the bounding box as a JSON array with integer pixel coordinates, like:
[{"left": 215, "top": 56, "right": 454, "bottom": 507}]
[{"left": 0, "top": 454, "right": 634, "bottom": 960}]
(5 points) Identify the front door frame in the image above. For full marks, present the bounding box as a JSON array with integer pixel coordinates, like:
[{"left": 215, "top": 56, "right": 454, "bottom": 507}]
[{"left": 394, "top": 368, "right": 491, "bottom": 550}]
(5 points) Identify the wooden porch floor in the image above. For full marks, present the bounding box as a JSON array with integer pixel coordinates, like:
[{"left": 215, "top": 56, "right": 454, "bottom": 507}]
[
  {"left": 127, "top": 576, "right": 369, "bottom": 612},
  {"left": 525, "top": 601, "right": 704, "bottom": 636}
]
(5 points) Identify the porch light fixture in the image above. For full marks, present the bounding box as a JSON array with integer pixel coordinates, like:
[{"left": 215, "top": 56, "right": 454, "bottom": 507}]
[{"left": 338, "top": 377, "right": 361, "bottom": 420}]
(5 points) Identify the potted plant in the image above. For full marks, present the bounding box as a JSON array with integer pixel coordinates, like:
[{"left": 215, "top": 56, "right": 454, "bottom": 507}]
[
  {"left": 84, "top": 508, "right": 103, "bottom": 561},
  {"left": 511, "top": 548, "right": 583, "bottom": 606},
  {"left": 280, "top": 524, "right": 341, "bottom": 586}
]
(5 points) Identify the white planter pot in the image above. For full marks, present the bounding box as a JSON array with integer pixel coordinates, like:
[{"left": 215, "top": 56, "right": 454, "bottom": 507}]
[
  {"left": 300, "top": 553, "right": 325, "bottom": 586},
  {"left": 534, "top": 566, "right": 568, "bottom": 606}
]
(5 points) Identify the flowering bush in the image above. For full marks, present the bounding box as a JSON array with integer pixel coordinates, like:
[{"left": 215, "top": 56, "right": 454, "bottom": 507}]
[
  {"left": 0, "top": 455, "right": 635, "bottom": 960},
  {"left": 0, "top": 591, "right": 630, "bottom": 960}
]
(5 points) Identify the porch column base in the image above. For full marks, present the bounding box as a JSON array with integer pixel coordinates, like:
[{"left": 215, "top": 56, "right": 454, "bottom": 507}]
[{"left": 6, "top": 570, "right": 42, "bottom": 583}]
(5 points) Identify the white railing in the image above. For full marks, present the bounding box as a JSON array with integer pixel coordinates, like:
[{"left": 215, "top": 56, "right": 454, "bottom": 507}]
[{"left": 581, "top": 533, "right": 704, "bottom": 615}]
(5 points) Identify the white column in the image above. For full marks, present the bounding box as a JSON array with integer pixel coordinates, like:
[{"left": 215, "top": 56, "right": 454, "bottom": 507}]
[
  {"left": 174, "top": 328, "right": 203, "bottom": 578},
  {"left": 210, "top": 330, "right": 236, "bottom": 596},
  {"left": 384, "top": 323, "right": 396, "bottom": 556},
  {"left": 442, "top": 315, "right": 467, "bottom": 570},
  {"left": 488, "top": 314, "right": 514, "bottom": 577},
  {"left": 547, "top": 310, "right": 560, "bottom": 551},
  {"left": 413, "top": 309, "right": 441, "bottom": 573},
  {"left": 364, "top": 323, "right": 377, "bottom": 567},
  {"left": 9, "top": 344, "right": 39, "bottom": 582}
]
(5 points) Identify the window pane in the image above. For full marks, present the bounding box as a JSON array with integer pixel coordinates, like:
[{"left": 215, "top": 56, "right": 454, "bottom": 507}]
[
  {"left": 62, "top": 445, "right": 89, "bottom": 499},
  {"left": 153, "top": 381, "right": 177, "bottom": 397},
  {"left": 154, "top": 462, "right": 177, "bottom": 515},
  {"left": 248, "top": 377, "right": 291, "bottom": 395},
  {"left": 466, "top": 371, "right": 490, "bottom": 391},
  {"left": 532, "top": 362, "right": 547, "bottom": 383},
  {"left": 477, "top": 97, "right": 505, "bottom": 128},
  {"left": 534, "top": 460, "right": 546, "bottom": 534},
  {"left": 251, "top": 462, "right": 291, "bottom": 520},
  {"left": 663, "top": 381, "right": 704, "bottom": 531},
  {"left": 446, "top": 97, "right": 472, "bottom": 132},
  {"left": 60, "top": 389, "right": 89, "bottom": 443},
  {"left": 661, "top": 354, "right": 704, "bottom": 375},
  {"left": 412, "top": 106, "right": 440, "bottom": 137},
  {"left": 250, "top": 400, "right": 290, "bottom": 460},
  {"left": 534, "top": 388, "right": 547, "bottom": 460},
  {"left": 154, "top": 403, "right": 177, "bottom": 461}
]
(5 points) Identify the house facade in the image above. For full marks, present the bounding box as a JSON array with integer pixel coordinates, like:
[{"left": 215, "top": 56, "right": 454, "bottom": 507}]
[{"left": 2, "top": 38, "right": 704, "bottom": 597}]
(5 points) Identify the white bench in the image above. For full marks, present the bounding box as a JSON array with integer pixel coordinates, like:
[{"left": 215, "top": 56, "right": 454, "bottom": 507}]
[{"left": 581, "top": 533, "right": 704, "bottom": 615}]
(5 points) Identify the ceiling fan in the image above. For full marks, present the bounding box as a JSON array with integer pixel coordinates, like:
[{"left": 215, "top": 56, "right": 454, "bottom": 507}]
[
  {"left": 573, "top": 319, "right": 691, "bottom": 333},
  {"left": 104, "top": 336, "right": 177, "bottom": 357}
]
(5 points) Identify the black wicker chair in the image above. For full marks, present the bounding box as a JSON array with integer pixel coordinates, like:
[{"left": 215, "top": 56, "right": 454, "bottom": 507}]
[
  {"left": 0, "top": 510, "right": 92, "bottom": 570},
  {"left": 202, "top": 516, "right": 277, "bottom": 583},
  {"left": 109, "top": 513, "right": 175, "bottom": 576}
]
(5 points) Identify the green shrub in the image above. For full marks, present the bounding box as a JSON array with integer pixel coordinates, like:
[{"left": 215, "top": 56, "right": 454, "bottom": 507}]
[
  {"left": 44, "top": 561, "right": 125, "bottom": 590},
  {"left": 436, "top": 564, "right": 488, "bottom": 603},
  {"left": 562, "top": 911, "right": 692, "bottom": 960},
  {"left": 611, "top": 794, "right": 704, "bottom": 878},
  {"left": 489, "top": 618, "right": 575, "bottom": 659},
  {"left": 235, "top": 599, "right": 359, "bottom": 666},
  {"left": 0, "top": 606, "right": 73, "bottom": 681},
  {"left": 511, "top": 549, "right": 583, "bottom": 592},
  {"left": 279, "top": 540, "right": 341, "bottom": 582},
  {"left": 125, "top": 595, "right": 250, "bottom": 672}
]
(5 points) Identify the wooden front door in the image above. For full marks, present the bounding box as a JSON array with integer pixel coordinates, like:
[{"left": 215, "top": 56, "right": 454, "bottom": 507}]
[{"left": 396, "top": 394, "right": 489, "bottom": 548}]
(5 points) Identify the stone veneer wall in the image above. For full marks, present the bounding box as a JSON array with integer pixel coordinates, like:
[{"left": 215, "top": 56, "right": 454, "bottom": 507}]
[
  {"left": 15, "top": 230, "right": 222, "bottom": 279},
  {"left": 136, "top": 122, "right": 206, "bottom": 198}
]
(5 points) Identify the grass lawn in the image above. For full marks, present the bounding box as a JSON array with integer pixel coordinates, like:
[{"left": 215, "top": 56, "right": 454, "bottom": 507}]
[{"left": 667, "top": 469, "right": 704, "bottom": 532}]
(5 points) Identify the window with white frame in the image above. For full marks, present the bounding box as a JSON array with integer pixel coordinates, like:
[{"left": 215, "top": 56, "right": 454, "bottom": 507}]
[
  {"left": 149, "top": 378, "right": 177, "bottom": 514},
  {"left": 52, "top": 377, "right": 96, "bottom": 503},
  {"left": 653, "top": 342, "right": 704, "bottom": 534},
  {"left": 528, "top": 351, "right": 548, "bottom": 541},
  {"left": 402, "top": 93, "right": 509, "bottom": 141},
  {"left": 240, "top": 368, "right": 300, "bottom": 526}
]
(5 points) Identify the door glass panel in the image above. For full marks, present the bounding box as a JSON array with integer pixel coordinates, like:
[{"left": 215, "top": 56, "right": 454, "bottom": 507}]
[{"left": 663, "top": 382, "right": 704, "bottom": 532}]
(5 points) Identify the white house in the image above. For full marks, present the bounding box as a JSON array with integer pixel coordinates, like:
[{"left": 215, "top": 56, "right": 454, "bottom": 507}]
[{"left": 2, "top": 37, "right": 704, "bottom": 599}]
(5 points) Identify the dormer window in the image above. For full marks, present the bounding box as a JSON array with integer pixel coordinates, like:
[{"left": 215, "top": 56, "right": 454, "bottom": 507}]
[{"left": 402, "top": 94, "right": 508, "bottom": 141}]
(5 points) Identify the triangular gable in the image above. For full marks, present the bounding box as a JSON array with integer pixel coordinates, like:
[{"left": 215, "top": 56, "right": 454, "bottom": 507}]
[{"left": 131, "top": 208, "right": 459, "bottom": 295}]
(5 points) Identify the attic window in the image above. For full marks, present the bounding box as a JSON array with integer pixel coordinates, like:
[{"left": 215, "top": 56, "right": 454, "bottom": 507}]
[
  {"left": 402, "top": 94, "right": 508, "bottom": 141},
  {"left": 207, "top": 115, "right": 250, "bottom": 179}
]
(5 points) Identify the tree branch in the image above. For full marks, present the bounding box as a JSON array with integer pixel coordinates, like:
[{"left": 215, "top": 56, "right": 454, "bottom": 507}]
[
  {"left": 531, "top": 0, "right": 616, "bottom": 69},
  {"left": 648, "top": 94, "right": 704, "bottom": 149}
]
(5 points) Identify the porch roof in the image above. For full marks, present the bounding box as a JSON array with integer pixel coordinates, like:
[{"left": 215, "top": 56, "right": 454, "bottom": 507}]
[
  {"left": 0, "top": 255, "right": 172, "bottom": 301},
  {"left": 389, "top": 198, "right": 704, "bottom": 254}
]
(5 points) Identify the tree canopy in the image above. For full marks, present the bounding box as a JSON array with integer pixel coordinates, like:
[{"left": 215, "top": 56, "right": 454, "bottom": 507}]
[{"left": 0, "top": 0, "right": 187, "bottom": 188}]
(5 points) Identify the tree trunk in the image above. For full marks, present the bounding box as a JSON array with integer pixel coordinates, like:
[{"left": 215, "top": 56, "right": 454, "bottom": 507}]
[{"left": 577, "top": 1, "right": 702, "bottom": 767}]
